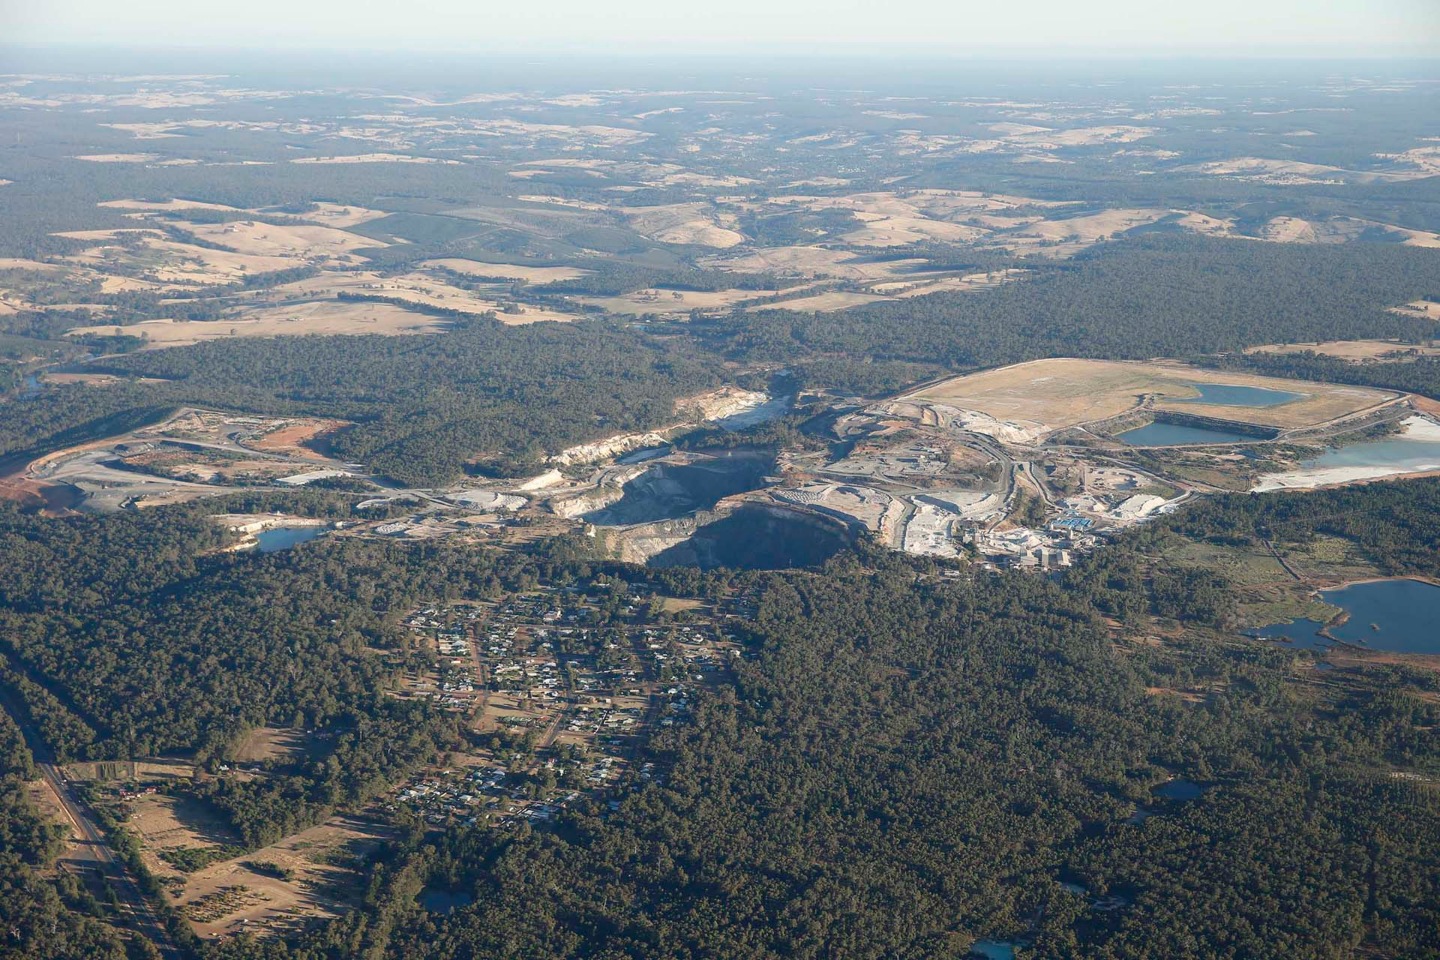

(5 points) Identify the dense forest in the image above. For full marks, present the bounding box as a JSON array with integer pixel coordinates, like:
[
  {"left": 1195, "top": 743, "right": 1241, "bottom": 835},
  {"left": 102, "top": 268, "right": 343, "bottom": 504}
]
[
  {"left": 0, "top": 494, "right": 589, "bottom": 850},
  {"left": 1153, "top": 477, "right": 1440, "bottom": 580},
  {"left": 1061, "top": 476, "right": 1440, "bottom": 632},
  {"left": 191, "top": 536, "right": 1440, "bottom": 960},
  {"left": 0, "top": 485, "right": 1435, "bottom": 958},
  {"left": 705, "top": 236, "right": 1440, "bottom": 394},
  {"left": 0, "top": 436, "right": 1436, "bottom": 960},
  {"left": 0, "top": 317, "right": 726, "bottom": 484}
]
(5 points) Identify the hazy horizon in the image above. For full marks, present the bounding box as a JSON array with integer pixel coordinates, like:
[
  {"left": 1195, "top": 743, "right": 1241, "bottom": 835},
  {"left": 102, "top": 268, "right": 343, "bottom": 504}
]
[{"left": 4, "top": 0, "right": 1437, "bottom": 58}]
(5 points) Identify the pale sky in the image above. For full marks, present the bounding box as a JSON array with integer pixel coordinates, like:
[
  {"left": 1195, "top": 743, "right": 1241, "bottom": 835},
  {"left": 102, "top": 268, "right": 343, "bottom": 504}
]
[{"left": 4, "top": 0, "right": 1437, "bottom": 56}]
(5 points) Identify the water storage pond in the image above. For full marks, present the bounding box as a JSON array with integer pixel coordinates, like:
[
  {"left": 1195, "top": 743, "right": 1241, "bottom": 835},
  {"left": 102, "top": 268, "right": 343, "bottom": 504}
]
[
  {"left": 253, "top": 527, "right": 325, "bottom": 553},
  {"left": 1174, "top": 383, "right": 1302, "bottom": 407},
  {"left": 1117, "top": 421, "right": 1257, "bottom": 446},
  {"left": 1254, "top": 579, "right": 1440, "bottom": 655},
  {"left": 1255, "top": 416, "right": 1440, "bottom": 490}
]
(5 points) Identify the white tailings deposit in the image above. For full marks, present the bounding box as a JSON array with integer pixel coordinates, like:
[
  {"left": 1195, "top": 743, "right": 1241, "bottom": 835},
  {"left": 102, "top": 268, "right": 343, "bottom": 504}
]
[
  {"left": 916, "top": 490, "right": 1005, "bottom": 521},
  {"left": 550, "top": 391, "right": 783, "bottom": 467},
  {"left": 214, "top": 513, "right": 326, "bottom": 534},
  {"left": 903, "top": 503, "right": 962, "bottom": 557},
  {"left": 552, "top": 431, "right": 672, "bottom": 467},
  {"left": 942, "top": 406, "right": 1045, "bottom": 445},
  {"left": 876, "top": 400, "right": 1043, "bottom": 445},
  {"left": 516, "top": 469, "right": 564, "bottom": 491},
  {"left": 1110, "top": 494, "right": 1169, "bottom": 521},
  {"left": 1253, "top": 415, "right": 1440, "bottom": 491},
  {"left": 445, "top": 490, "right": 528, "bottom": 511},
  {"left": 277, "top": 468, "right": 353, "bottom": 486},
  {"left": 677, "top": 387, "right": 771, "bottom": 422}
]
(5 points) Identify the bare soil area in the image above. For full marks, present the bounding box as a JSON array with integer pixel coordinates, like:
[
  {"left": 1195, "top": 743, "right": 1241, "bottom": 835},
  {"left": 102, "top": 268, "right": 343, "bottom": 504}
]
[
  {"left": 246, "top": 420, "right": 350, "bottom": 459},
  {"left": 175, "top": 814, "right": 391, "bottom": 941}
]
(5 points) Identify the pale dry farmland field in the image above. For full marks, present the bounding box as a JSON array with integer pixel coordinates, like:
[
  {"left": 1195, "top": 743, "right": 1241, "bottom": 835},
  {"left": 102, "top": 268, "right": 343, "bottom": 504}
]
[
  {"left": 68, "top": 301, "right": 449, "bottom": 347},
  {"left": 421, "top": 258, "right": 593, "bottom": 284},
  {"left": 581, "top": 286, "right": 810, "bottom": 315}
]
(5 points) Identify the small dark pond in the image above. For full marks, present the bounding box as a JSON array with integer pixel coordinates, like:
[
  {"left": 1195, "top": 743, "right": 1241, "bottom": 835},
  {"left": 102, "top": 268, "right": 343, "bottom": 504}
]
[
  {"left": 417, "top": 887, "right": 472, "bottom": 915},
  {"left": 1154, "top": 779, "right": 1205, "bottom": 801}
]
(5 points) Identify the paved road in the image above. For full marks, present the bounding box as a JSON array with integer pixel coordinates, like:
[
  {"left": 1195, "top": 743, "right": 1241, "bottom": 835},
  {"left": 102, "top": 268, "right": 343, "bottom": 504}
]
[
  {"left": 0, "top": 687, "right": 180, "bottom": 958},
  {"left": 37, "top": 761, "right": 181, "bottom": 958}
]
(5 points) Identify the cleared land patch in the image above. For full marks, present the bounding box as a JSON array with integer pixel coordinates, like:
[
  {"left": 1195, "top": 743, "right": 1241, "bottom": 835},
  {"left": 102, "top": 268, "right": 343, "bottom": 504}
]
[
  {"left": 1247, "top": 339, "right": 1440, "bottom": 362},
  {"left": 246, "top": 419, "right": 350, "bottom": 459},
  {"left": 583, "top": 286, "right": 807, "bottom": 315},
  {"left": 128, "top": 793, "right": 243, "bottom": 878},
  {"left": 229, "top": 726, "right": 321, "bottom": 763},
  {"left": 1391, "top": 299, "right": 1440, "bottom": 320},
  {"left": 623, "top": 203, "right": 745, "bottom": 248},
  {"left": 63, "top": 233, "right": 299, "bottom": 287},
  {"left": 752, "top": 290, "right": 887, "bottom": 312},
  {"left": 752, "top": 270, "right": 1022, "bottom": 313},
  {"left": 704, "top": 246, "right": 940, "bottom": 281},
  {"left": 99, "top": 198, "right": 393, "bottom": 230},
  {"left": 73, "top": 153, "right": 162, "bottom": 163},
  {"left": 998, "top": 208, "right": 1172, "bottom": 257},
  {"left": 67, "top": 302, "right": 448, "bottom": 348},
  {"left": 100, "top": 198, "right": 244, "bottom": 214},
  {"left": 421, "top": 258, "right": 592, "bottom": 284},
  {"left": 248, "top": 269, "right": 538, "bottom": 315},
  {"left": 169, "top": 814, "right": 390, "bottom": 941}
]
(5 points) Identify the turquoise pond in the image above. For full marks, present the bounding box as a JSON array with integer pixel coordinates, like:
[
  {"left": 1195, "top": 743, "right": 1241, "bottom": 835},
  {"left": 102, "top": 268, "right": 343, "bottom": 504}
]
[
  {"left": 1296, "top": 435, "right": 1440, "bottom": 473},
  {"left": 1174, "top": 383, "right": 1302, "bottom": 407},
  {"left": 1254, "top": 579, "right": 1440, "bottom": 655},
  {"left": 254, "top": 527, "right": 324, "bottom": 552},
  {"left": 1117, "top": 421, "right": 1255, "bottom": 446},
  {"left": 970, "top": 941, "right": 1018, "bottom": 960}
]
